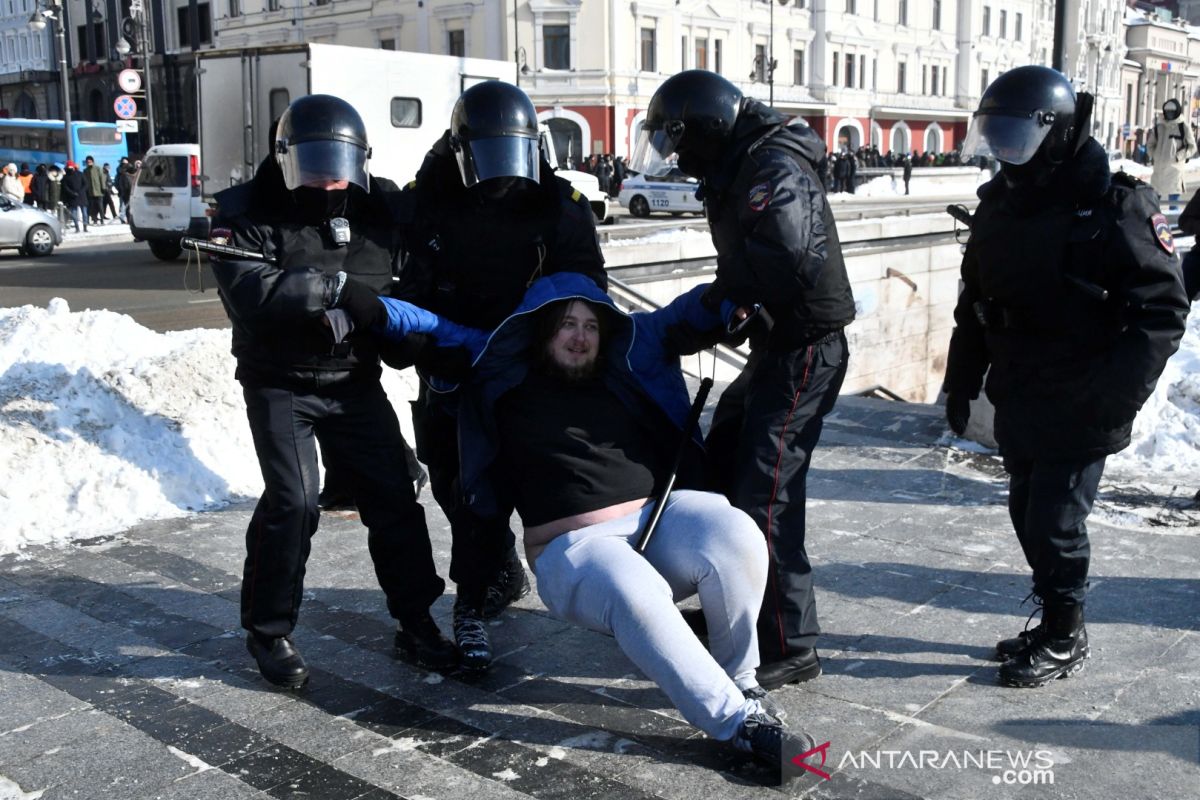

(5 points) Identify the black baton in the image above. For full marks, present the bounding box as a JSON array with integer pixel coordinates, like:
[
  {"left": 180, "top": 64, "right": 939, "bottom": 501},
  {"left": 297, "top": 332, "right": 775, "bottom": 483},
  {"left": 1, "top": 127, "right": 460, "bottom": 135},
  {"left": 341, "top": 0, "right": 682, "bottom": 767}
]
[
  {"left": 181, "top": 237, "right": 278, "bottom": 264},
  {"left": 635, "top": 377, "right": 714, "bottom": 554}
]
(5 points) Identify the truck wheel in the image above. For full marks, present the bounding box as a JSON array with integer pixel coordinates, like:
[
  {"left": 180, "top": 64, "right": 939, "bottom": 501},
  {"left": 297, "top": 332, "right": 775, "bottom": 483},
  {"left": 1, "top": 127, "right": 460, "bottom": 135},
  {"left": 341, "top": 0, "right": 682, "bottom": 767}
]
[
  {"left": 149, "top": 239, "right": 183, "bottom": 261},
  {"left": 629, "top": 196, "right": 650, "bottom": 218},
  {"left": 25, "top": 224, "right": 55, "bottom": 257}
]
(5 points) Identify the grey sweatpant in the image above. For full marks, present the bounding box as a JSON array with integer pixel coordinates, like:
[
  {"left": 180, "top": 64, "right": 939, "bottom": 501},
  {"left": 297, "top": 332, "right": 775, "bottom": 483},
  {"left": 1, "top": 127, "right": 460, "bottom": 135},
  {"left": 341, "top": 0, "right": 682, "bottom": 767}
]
[{"left": 532, "top": 490, "right": 768, "bottom": 740}]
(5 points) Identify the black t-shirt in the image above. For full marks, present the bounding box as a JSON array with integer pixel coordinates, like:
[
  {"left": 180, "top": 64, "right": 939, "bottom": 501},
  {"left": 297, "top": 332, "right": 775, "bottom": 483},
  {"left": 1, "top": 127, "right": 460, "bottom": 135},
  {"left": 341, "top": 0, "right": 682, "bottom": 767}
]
[{"left": 495, "top": 369, "right": 664, "bottom": 527}]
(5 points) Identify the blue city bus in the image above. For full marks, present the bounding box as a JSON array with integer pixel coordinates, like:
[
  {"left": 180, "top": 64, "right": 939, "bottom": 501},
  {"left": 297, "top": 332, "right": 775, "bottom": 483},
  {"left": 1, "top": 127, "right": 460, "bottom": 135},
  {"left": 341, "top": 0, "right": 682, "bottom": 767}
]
[{"left": 0, "top": 119, "right": 128, "bottom": 167}]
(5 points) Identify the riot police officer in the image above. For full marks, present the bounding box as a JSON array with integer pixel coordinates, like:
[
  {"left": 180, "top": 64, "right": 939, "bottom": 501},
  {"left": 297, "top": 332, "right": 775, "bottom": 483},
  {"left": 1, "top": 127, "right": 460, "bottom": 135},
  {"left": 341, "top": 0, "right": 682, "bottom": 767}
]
[
  {"left": 632, "top": 70, "right": 856, "bottom": 691},
  {"left": 947, "top": 66, "right": 1188, "bottom": 687},
  {"left": 392, "top": 81, "right": 606, "bottom": 670},
  {"left": 211, "top": 94, "right": 456, "bottom": 688}
]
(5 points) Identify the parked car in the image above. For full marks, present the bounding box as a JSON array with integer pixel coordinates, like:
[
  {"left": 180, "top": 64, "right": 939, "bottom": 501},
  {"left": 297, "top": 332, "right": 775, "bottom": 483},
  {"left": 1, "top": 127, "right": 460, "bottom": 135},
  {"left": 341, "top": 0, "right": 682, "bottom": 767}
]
[
  {"left": 617, "top": 169, "right": 703, "bottom": 217},
  {"left": 128, "top": 143, "right": 209, "bottom": 261},
  {"left": 0, "top": 195, "right": 63, "bottom": 257}
]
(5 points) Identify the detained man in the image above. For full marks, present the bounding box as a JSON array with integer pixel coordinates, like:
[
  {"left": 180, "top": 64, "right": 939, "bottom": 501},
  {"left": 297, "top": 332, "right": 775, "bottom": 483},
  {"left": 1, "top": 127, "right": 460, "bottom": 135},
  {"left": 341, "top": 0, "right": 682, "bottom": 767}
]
[{"left": 361, "top": 272, "right": 816, "bottom": 768}]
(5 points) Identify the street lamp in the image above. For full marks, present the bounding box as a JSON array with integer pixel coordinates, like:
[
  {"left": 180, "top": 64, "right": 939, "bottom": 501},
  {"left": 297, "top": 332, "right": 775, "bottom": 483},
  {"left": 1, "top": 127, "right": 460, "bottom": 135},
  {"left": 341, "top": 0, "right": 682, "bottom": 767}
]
[
  {"left": 28, "top": 1, "right": 74, "bottom": 165},
  {"left": 749, "top": 0, "right": 789, "bottom": 106}
]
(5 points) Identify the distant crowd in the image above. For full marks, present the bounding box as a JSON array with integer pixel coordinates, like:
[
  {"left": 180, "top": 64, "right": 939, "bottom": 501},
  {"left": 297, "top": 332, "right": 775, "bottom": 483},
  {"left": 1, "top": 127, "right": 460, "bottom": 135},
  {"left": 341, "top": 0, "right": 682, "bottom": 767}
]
[
  {"left": 1, "top": 156, "right": 142, "bottom": 233},
  {"left": 817, "top": 146, "right": 990, "bottom": 194},
  {"left": 566, "top": 153, "right": 630, "bottom": 197}
]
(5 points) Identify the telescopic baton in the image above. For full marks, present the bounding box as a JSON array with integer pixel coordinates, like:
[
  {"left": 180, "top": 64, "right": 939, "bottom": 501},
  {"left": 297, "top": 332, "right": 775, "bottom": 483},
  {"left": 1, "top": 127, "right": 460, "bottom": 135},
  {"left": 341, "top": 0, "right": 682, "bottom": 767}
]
[
  {"left": 180, "top": 237, "right": 278, "bottom": 264},
  {"left": 634, "top": 376, "right": 714, "bottom": 554}
]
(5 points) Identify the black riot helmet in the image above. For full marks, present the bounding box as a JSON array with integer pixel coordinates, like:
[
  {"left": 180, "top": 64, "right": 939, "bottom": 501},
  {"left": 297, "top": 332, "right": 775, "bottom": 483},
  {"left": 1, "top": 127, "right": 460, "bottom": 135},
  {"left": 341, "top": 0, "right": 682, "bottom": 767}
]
[
  {"left": 961, "top": 66, "right": 1090, "bottom": 169},
  {"left": 448, "top": 81, "right": 541, "bottom": 190},
  {"left": 275, "top": 94, "right": 372, "bottom": 192},
  {"left": 1163, "top": 98, "right": 1183, "bottom": 121},
  {"left": 631, "top": 70, "right": 743, "bottom": 178}
]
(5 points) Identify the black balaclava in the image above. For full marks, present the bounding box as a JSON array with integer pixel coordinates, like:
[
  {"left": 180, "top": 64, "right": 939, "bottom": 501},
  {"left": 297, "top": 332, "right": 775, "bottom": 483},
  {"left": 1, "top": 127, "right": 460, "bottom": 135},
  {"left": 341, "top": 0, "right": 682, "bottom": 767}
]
[{"left": 1163, "top": 99, "right": 1183, "bottom": 121}]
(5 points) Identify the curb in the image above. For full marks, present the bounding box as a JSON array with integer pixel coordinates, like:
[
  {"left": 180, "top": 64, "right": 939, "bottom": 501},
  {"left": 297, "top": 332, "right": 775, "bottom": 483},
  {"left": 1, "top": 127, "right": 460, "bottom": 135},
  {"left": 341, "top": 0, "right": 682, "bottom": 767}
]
[{"left": 58, "top": 232, "right": 137, "bottom": 250}]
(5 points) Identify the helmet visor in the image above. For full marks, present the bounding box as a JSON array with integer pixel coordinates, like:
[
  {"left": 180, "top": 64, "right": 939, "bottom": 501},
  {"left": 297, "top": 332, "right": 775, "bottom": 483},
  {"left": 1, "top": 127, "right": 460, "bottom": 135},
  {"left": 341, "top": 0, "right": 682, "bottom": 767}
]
[
  {"left": 961, "top": 112, "right": 1052, "bottom": 166},
  {"left": 277, "top": 139, "right": 370, "bottom": 192},
  {"left": 456, "top": 136, "right": 540, "bottom": 188},
  {"left": 629, "top": 128, "right": 678, "bottom": 176}
]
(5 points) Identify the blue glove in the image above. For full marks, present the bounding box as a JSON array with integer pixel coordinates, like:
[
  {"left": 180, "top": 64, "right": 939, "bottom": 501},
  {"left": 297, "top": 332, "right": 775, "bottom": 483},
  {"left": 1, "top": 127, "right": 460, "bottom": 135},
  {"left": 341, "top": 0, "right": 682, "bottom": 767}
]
[{"left": 378, "top": 297, "right": 488, "bottom": 356}]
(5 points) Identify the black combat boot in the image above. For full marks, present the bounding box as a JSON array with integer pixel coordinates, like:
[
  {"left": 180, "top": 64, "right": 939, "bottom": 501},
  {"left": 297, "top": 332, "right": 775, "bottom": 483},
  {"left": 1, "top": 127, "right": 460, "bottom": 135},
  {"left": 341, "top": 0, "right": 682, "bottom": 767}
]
[
  {"left": 453, "top": 592, "right": 492, "bottom": 672},
  {"left": 482, "top": 546, "right": 531, "bottom": 619},
  {"left": 995, "top": 595, "right": 1045, "bottom": 661},
  {"left": 999, "top": 603, "right": 1089, "bottom": 688},
  {"left": 395, "top": 610, "right": 460, "bottom": 671},
  {"left": 246, "top": 634, "right": 309, "bottom": 689}
]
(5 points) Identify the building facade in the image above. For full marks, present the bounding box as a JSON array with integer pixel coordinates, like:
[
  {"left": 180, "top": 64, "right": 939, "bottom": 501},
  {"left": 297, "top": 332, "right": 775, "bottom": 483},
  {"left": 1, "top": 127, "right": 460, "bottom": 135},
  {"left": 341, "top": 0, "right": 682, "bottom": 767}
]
[{"left": 3, "top": 0, "right": 1195, "bottom": 164}]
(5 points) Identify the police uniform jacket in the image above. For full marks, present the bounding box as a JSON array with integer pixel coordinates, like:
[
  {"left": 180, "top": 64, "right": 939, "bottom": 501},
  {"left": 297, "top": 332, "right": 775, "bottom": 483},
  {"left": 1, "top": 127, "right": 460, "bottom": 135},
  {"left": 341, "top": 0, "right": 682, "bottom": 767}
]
[
  {"left": 211, "top": 160, "right": 401, "bottom": 390},
  {"left": 392, "top": 132, "right": 606, "bottom": 334},
  {"left": 700, "top": 100, "right": 856, "bottom": 350},
  {"left": 944, "top": 138, "right": 1189, "bottom": 460}
]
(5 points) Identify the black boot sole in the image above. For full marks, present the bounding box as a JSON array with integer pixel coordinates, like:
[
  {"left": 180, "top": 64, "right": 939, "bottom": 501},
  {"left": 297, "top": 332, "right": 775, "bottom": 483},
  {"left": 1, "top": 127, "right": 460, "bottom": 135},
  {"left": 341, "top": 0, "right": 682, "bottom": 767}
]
[{"left": 999, "top": 649, "right": 1090, "bottom": 688}]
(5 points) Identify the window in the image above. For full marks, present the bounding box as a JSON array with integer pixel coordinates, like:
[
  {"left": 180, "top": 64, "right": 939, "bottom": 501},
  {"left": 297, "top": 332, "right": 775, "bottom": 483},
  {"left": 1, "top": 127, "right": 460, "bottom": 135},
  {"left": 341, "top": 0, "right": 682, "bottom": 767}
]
[
  {"left": 755, "top": 44, "right": 767, "bottom": 82},
  {"left": 999, "top": 10, "right": 1007, "bottom": 39},
  {"left": 1015, "top": 12, "right": 1023, "bottom": 41},
  {"left": 447, "top": 29, "right": 465, "bottom": 57},
  {"left": 897, "top": 61, "right": 906, "bottom": 93},
  {"left": 314, "top": 0, "right": 329, "bottom": 5},
  {"left": 640, "top": 27, "right": 656, "bottom": 72},
  {"left": 544, "top": 24, "right": 569, "bottom": 69},
  {"left": 932, "top": 0, "right": 941, "bottom": 30},
  {"left": 695, "top": 37, "right": 708, "bottom": 71},
  {"left": 845, "top": 0, "right": 856, "bottom": 12},
  {"left": 859, "top": 54, "right": 866, "bottom": 89},
  {"left": 77, "top": 125, "right": 120, "bottom": 146},
  {"left": 268, "top": 0, "right": 279, "bottom": 10},
  {"left": 793, "top": 48, "right": 804, "bottom": 85},
  {"left": 921, "top": 65, "right": 927, "bottom": 95},
  {"left": 229, "top": 0, "right": 240, "bottom": 17},
  {"left": 930, "top": 65, "right": 937, "bottom": 96},
  {"left": 714, "top": 39, "right": 722, "bottom": 73},
  {"left": 832, "top": 51, "right": 840, "bottom": 86},
  {"left": 75, "top": 23, "right": 105, "bottom": 61},
  {"left": 898, "top": 0, "right": 907, "bottom": 26},
  {"left": 269, "top": 89, "right": 290, "bottom": 123},
  {"left": 379, "top": 38, "right": 396, "bottom": 51},
  {"left": 177, "top": 4, "right": 213, "bottom": 48},
  {"left": 980, "top": 68, "right": 989, "bottom": 96},
  {"left": 390, "top": 98, "right": 421, "bottom": 128},
  {"left": 681, "top": 36, "right": 687, "bottom": 70},
  {"left": 982, "top": 6, "right": 990, "bottom": 36},
  {"left": 138, "top": 155, "right": 189, "bottom": 188}
]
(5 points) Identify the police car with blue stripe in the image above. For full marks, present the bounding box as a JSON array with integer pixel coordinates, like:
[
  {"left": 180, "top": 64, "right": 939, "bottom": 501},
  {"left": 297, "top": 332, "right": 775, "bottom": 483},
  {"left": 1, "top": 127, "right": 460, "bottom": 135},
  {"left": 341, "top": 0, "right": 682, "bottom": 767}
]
[{"left": 617, "top": 168, "right": 703, "bottom": 217}]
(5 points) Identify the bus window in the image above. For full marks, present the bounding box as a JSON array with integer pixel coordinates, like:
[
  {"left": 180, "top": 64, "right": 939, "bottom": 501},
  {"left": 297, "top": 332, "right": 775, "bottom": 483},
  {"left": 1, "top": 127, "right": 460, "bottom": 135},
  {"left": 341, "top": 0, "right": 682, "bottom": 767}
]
[
  {"left": 391, "top": 98, "right": 421, "bottom": 128},
  {"left": 76, "top": 126, "right": 122, "bottom": 146}
]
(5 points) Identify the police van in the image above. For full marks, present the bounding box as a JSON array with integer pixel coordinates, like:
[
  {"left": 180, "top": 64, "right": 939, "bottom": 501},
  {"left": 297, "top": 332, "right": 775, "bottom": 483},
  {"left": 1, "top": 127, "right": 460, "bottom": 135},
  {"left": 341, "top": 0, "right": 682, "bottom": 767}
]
[{"left": 617, "top": 168, "right": 703, "bottom": 217}]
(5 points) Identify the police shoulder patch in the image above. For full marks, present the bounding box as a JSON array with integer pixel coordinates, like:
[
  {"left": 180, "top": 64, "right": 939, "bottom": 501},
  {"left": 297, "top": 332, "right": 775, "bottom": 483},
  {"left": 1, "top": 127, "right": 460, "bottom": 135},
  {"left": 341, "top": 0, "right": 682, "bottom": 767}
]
[
  {"left": 1151, "top": 213, "right": 1175, "bottom": 254},
  {"left": 747, "top": 181, "right": 772, "bottom": 212}
]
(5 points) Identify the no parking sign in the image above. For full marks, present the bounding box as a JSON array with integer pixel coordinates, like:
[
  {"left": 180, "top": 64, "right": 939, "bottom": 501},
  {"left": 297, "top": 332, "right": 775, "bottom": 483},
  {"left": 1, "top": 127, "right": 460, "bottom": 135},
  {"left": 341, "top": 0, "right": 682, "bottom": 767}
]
[{"left": 114, "top": 95, "right": 137, "bottom": 120}]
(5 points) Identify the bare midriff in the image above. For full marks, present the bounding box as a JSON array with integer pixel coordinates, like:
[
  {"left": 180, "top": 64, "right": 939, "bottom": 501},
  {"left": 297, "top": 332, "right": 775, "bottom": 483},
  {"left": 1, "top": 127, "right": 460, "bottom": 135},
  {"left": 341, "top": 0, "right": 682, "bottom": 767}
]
[{"left": 523, "top": 497, "right": 651, "bottom": 567}]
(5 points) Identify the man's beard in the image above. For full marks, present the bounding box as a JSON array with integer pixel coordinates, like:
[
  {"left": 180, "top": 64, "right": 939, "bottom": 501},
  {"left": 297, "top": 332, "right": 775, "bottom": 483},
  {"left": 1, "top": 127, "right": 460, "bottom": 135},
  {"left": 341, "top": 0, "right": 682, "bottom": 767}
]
[{"left": 538, "top": 352, "right": 599, "bottom": 385}]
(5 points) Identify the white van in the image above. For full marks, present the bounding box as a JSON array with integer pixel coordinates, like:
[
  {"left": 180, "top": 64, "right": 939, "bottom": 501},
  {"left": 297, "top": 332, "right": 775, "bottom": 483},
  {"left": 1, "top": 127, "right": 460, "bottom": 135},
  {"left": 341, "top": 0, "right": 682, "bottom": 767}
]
[{"left": 128, "top": 143, "right": 209, "bottom": 260}]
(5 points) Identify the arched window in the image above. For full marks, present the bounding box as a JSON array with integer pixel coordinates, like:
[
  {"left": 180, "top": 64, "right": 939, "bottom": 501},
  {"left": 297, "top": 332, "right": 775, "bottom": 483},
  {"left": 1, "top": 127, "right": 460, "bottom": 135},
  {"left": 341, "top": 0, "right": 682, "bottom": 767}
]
[
  {"left": 890, "top": 122, "right": 911, "bottom": 155},
  {"left": 14, "top": 92, "right": 37, "bottom": 119},
  {"left": 924, "top": 122, "right": 944, "bottom": 153},
  {"left": 546, "top": 117, "right": 582, "bottom": 167},
  {"left": 89, "top": 89, "right": 106, "bottom": 122}
]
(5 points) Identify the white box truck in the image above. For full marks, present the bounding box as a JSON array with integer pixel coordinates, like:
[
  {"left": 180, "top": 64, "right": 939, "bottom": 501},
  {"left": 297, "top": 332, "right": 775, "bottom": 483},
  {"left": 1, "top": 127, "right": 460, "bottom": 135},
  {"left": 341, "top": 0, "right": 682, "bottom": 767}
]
[
  {"left": 196, "top": 43, "right": 609, "bottom": 222},
  {"left": 196, "top": 43, "right": 517, "bottom": 200}
]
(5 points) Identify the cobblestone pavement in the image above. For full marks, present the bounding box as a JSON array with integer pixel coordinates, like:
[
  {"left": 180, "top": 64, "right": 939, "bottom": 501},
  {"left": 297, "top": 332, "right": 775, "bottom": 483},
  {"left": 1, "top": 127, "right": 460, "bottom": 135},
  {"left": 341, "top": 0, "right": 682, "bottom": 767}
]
[{"left": 1, "top": 397, "right": 1196, "bottom": 799}]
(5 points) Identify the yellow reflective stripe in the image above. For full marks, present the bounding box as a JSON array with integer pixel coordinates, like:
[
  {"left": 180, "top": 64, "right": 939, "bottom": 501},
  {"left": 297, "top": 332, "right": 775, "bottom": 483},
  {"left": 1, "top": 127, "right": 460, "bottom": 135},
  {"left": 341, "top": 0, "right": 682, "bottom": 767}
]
[
  {"left": 406, "top": 180, "right": 417, "bottom": 190},
  {"left": 571, "top": 189, "right": 581, "bottom": 202}
]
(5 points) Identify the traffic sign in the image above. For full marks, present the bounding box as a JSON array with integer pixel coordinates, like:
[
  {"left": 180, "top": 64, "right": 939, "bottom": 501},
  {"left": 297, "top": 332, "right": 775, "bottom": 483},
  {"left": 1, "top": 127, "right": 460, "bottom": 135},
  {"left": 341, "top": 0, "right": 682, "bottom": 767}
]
[
  {"left": 114, "top": 95, "right": 137, "bottom": 119},
  {"left": 118, "top": 69, "right": 142, "bottom": 93},
  {"left": 116, "top": 120, "right": 138, "bottom": 132}
]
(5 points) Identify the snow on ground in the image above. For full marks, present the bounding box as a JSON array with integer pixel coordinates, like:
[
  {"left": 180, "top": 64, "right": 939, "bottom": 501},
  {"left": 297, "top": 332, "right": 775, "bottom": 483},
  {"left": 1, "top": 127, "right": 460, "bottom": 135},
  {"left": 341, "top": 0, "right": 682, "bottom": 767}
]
[
  {"left": 604, "top": 227, "right": 711, "bottom": 247},
  {"left": 1, "top": 289, "right": 1198, "bottom": 555},
  {"left": 0, "top": 299, "right": 418, "bottom": 555},
  {"left": 1109, "top": 300, "right": 1200, "bottom": 477}
]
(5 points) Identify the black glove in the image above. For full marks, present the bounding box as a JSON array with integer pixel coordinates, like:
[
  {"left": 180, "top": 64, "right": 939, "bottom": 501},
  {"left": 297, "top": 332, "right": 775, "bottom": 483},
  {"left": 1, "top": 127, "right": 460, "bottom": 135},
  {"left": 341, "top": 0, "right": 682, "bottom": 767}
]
[
  {"left": 945, "top": 391, "right": 971, "bottom": 436},
  {"left": 664, "top": 320, "right": 728, "bottom": 356},
  {"left": 336, "top": 277, "right": 385, "bottom": 332}
]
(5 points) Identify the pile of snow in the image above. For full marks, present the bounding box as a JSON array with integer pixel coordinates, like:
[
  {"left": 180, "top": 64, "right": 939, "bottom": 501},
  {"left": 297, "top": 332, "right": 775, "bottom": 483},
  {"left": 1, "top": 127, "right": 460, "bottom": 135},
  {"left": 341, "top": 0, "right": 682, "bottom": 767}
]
[
  {"left": 831, "top": 168, "right": 992, "bottom": 200},
  {"left": 0, "top": 300, "right": 418, "bottom": 555},
  {"left": 1110, "top": 300, "right": 1200, "bottom": 477}
]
